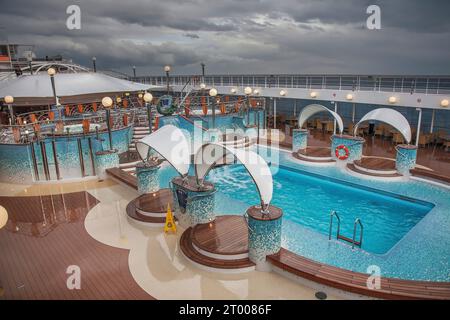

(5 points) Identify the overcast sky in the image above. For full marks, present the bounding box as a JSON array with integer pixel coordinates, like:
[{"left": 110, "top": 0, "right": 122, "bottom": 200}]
[{"left": 1, "top": 0, "right": 449, "bottom": 76}]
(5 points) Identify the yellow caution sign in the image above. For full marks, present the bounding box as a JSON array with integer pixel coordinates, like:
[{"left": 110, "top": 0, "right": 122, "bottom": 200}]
[{"left": 164, "top": 203, "right": 176, "bottom": 233}]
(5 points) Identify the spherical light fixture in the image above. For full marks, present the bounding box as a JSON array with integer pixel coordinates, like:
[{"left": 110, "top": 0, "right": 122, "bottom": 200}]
[
  {"left": 125, "top": 92, "right": 130, "bottom": 97},
  {"left": 0, "top": 205, "right": 8, "bottom": 230},
  {"left": 164, "top": 65, "right": 171, "bottom": 72},
  {"left": 209, "top": 88, "right": 218, "bottom": 97},
  {"left": 230, "top": 88, "right": 237, "bottom": 94},
  {"left": 143, "top": 92, "right": 153, "bottom": 103},
  {"left": 440, "top": 99, "right": 449, "bottom": 108},
  {"left": 200, "top": 83, "right": 206, "bottom": 89},
  {"left": 279, "top": 89, "right": 287, "bottom": 97},
  {"left": 253, "top": 89, "right": 260, "bottom": 95},
  {"left": 244, "top": 87, "right": 252, "bottom": 95},
  {"left": 310, "top": 91, "right": 317, "bottom": 98},
  {"left": 388, "top": 96, "right": 397, "bottom": 104},
  {"left": 47, "top": 67, "right": 56, "bottom": 76},
  {"left": 346, "top": 93, "right": 353, "bottom": 101},
  {"left": 4, "top": 95, "right": 14, "bottom": 104},
  {"left": 116, "top": 97, "right": 122, "bottom": 103},
  {"left": 101, "top": 96, "right": 113, "bottom": 108},
  {"left": 138, "top": 93, "right": 143, "bottom": 99}
]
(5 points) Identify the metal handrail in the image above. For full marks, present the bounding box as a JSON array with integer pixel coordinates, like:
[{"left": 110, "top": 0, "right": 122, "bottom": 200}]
[
  {"left": 352, "top": 218, "right": 364, "bottom": 249},
  {"left": 132, "top": 74, "right": 450, "bottom": 94}
]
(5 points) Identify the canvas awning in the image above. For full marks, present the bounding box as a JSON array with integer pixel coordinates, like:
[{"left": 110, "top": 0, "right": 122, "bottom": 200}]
[
  {"left": 354, "top": 108, "right": 412, "bottom": 143},
  {"left": 298, "top": 104, "right": 344, "bottom": 134},
  {"left": 194, "top": 143, "right": 273, "bottom": 206},
  {"left": 0, "top": 72, "right": 161, "bottom": 106},
  {"left": 136, "top": 125, "right": 191, "bottom": 176}
]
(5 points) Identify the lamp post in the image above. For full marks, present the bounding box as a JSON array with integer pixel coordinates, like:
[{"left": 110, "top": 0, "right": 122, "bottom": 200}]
[
  {"left": 92, "top": 56, "right": 97, "bottom": 72},
  {"left": 164, "top": 65, "right": 171, "bottom": 94},
  {"left": 115, "top": 96, "right": 122, "bottom": 109},
  {"left": 102, "top": 96, "right": 114, "bottom": 150},
  {"left": 133, "top": 65, "right": 136, "bottom": 78},
  {"left": 47, "top": 67, "right": 60, "bottom": 106},
  {"left": 4, "top": 95, "right": 14, "bottom": 124},
  {"left": 244, "top": 86, "right": 252, "bottom": 124},
  {"left": 209, "top": 88, "right": 218, "bottom": 129},
  {"left": 143, "top": 92, "right": 153, "bottom": 133},
  {"left": 201, "top": 62, "right": 205, "bottom": 83}
]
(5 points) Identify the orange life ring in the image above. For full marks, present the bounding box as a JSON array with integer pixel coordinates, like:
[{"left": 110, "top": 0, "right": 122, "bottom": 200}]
[{"left": 335, "top": 144, "right": 350, "bottom": 160}]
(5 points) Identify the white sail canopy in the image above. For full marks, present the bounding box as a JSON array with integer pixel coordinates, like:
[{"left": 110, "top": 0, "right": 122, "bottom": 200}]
[
  {"left": 298, "top": 104, "right": 344, "bottom": 134},
  {"left": 136, "top": 125, "right": 190, "bottom": 176},
  {"left": 194, "top": 143, "right": 273, "bottom": 206},
  {"left": 354, "top": 108, "right": 412, "bottom": 143}
]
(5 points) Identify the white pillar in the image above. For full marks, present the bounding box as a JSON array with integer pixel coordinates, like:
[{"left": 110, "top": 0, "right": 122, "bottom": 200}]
[
  {"left": 415, "top": 108, "right": 422, "bottom": 147},
  {"left": 352, "top": 103, "right": 356, "bottom": 123},
  {"left": 430, "top": 109, "right": 435, "bottom": 133},
  {"left": 294, "top": 100, "right": 297, "bottom": 117},
  {"left": 333, "top": 101, "right": 338, "bottom": 135},
  {"left": 273, "top": 98, "right": 277, "bottom": 129}
]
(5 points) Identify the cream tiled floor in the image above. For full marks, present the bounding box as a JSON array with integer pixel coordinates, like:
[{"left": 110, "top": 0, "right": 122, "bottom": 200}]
[{"left": 0, "top": 179, "right": 340, "bottom": 300}]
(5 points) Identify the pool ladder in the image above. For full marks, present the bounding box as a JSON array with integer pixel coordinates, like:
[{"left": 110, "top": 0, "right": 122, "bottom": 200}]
[{"left": 328, "top": 211, "right": 363, "bottom": 249}]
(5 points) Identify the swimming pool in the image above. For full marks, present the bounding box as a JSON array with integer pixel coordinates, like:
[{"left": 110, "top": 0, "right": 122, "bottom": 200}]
[
  {"left": 208, "top": 164, "right": 433, "bottom": 255},
  {"left": 157, "top": 145, "right": 450, "bottom": 281}
]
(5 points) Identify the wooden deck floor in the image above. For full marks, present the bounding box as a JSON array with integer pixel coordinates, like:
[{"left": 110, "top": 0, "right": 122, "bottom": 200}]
[
  {"left": 268, "top": 248, "right": 450, "bottom": 300},
  {"left": 192, "top": 215, "right": 248, "bottom": 255},
  {"left": 0, "top": 192, "right": 152, "bottom": 300}
]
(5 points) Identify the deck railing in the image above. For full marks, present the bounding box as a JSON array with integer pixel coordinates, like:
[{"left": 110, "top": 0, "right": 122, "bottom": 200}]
[{"left": 130, "top": 74, "right": 450, "bottom": 95}]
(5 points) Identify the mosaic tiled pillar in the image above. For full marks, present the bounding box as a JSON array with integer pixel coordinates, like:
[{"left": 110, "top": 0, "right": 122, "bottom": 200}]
[
  {"left": 95, "top": 149, "right": 119, "bottom": 180},
  {"left": 247, "top": 205, "right": 283, "bottom": 271},
  {"left": 292, "top": 129, "right": 308, "bottom": 152},
  {"left": 331, "top": 135, "right": 365, "bottom": 162},
  {"left": 171, "top": 176, "right": 216, "bottom": 227},
  {"left": 396, "top": 144, "right": 418, "bottom": 175},
  {"left": 136, "top": 161, "right": 160, "bottom": 194}
]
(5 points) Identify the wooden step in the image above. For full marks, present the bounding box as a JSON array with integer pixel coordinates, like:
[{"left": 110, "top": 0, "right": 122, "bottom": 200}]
[
  {"left": 410, "top": 168, "right": 450, "bottom": 184},
  {"left": 267, "top": 248, "right": 450, "bottom": 300},
  {"left": 126, "top": 198, "right": 165, "bottom": 224},
  {"left": 191, "top": 216, "right": 249, "bottom": 256},
  {"left": 293, "top": 152, "right": 335, "bottom": 163},
  {"left": 347, "top": 163, "right": 402, "bottom": 177},
  {"left": 106, "top": 167, "right": 137, "bottom": 190},
  {"left": 180, "top": 228, "right": 255, "bottom": 270}
]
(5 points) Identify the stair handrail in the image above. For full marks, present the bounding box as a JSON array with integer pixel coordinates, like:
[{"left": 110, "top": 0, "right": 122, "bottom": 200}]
[{"left": 328, "top": 210, "right": 341, "bottom": 240}]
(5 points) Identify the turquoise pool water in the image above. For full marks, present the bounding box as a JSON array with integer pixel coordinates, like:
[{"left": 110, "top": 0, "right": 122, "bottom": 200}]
[{"left": 157, "top": 145, "right": 450, "bottom": 281}]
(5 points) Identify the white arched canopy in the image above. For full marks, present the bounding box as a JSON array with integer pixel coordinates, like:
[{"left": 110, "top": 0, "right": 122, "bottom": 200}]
[
  {"left": 194, "top": 143, "right": 273, "bottom": 208},
  {"left": 136, "top": 125, "right": 190, "bottom": 176},
  {"left": 354, "top": 108, "right": 412, "bottom": 143},
  {"left": 298, "top": 104, "right": 344, "bottom": 134}
]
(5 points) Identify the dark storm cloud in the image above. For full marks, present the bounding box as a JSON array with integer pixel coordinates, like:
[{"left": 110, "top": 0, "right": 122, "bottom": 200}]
[
  {"left": 1, "top": 0, "right": 449, "bottom": 75},
  {"left": 184, "top": 33, "right": 200, "bottom": 39}
]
